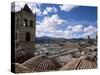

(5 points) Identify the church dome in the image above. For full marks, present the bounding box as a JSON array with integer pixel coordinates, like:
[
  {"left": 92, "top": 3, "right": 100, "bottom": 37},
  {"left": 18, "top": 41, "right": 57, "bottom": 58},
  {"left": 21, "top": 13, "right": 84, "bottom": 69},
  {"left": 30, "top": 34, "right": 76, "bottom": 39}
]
[{"left": 22, "top": 56, "right": 62, "bottom": 72}]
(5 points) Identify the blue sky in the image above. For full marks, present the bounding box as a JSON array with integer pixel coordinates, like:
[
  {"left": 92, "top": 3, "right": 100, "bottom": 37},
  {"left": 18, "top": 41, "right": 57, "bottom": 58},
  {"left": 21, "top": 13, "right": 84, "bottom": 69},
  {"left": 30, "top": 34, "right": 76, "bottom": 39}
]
[{"left": 12, "top": 2, "right": 97, "bottom": 39}]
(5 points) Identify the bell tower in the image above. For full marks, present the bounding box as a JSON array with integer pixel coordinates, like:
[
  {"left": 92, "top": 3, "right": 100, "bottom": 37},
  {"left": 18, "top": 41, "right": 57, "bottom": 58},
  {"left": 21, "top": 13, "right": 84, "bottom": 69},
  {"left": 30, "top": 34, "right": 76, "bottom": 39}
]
[{"left": 15, "top": 4, "right": 36, "bottom": 63}]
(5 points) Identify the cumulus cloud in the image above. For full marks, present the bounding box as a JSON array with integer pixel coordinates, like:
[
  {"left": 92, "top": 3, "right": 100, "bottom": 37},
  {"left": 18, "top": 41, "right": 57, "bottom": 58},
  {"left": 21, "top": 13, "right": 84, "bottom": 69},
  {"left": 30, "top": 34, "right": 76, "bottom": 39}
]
[
  {"left": 36, "top": 14, "right": 65, "bottom": 30},
  {"left": 67, "top": 24, "right": 83, "bottom": 32},
  {"left": 59, "top": 5, "right": 77, "bottom": 12},
  {"left": 83, "top": 25, "right": 97, "bottom": 37},
  {"left": 46, "top": 7, "right": 57, "bottom": 13},
  {"left": 71, "top": 24, "right": 83, "bottom": 32},
  {"left": 43, "top": 6, "right": 57, "bottom": 15},
  {"left": 83, "top": 25, "right": 97, "bottom": 32},
  {"left": 46, "top": 7, "right": 52, "bottom": 12},
  {"left": 68, "top": 25, "right": 97, "bottom": 38},
  {"left": 36, "top": 18, "right": 97, "bottom": 39},
  {"left": 36, "top": 14, "right": 66, "bottom": 37},
  {"left": 67, "top": 25, "right": 72, "bottom": 30},
  {"left": 43, "top": 10, "right": 48, "bottom": 15},
  {"left": 36, "top": 13, "right": 97, "bottom": 39},
  {"left": 36, "top": 15, "right": 84, "bottom": 39}
]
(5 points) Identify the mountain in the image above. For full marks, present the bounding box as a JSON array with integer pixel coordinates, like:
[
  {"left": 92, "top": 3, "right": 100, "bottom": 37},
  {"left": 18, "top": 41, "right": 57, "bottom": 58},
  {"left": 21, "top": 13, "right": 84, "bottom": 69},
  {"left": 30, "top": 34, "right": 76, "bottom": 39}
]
[
  {"left": 35, "top": 36, "right": 67, "bottom": 44},
  {"left": 35, "top": 36, "right": 87, "bottom": 44},
  {"left": 35, "top": 36, "right": 92, "bottom": 44}
]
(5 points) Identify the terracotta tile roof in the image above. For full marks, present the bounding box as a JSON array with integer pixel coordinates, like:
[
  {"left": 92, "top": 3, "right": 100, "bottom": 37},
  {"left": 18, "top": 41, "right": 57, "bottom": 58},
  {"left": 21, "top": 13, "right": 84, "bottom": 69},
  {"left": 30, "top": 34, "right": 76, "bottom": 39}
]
[
  {"left": 60, "top": 58, "right": 97, "bottom": 70},
  {"left": 22, "top": 56, "right": 62, "bottom": 72}
]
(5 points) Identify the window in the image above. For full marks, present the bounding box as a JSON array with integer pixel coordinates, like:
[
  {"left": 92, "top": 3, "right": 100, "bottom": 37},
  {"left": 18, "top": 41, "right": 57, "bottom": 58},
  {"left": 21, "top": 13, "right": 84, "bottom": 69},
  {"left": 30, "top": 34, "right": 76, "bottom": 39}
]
[
  {"left": 26, "top": 32, "right": 31, "bottom": 41},
  {"left": 30, "top": 20, "right": 33, "bottom": 27},
  {"left": 23, "top": 18, "right": 27, "bottom": 27}
]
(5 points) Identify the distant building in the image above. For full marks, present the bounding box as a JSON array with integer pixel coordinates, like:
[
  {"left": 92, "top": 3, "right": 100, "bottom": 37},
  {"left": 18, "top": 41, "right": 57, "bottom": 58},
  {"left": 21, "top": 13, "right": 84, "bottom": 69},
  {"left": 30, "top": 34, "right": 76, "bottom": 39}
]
[{"left": 12, "top": 4, "right": 36, "bottom": 63}]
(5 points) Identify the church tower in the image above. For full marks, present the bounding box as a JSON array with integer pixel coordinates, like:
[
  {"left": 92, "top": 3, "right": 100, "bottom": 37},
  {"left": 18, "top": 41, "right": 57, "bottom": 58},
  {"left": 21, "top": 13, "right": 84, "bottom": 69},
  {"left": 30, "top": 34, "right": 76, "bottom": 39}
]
[{"left": 14, "top": 4, "right": 36, "bottom": 63}]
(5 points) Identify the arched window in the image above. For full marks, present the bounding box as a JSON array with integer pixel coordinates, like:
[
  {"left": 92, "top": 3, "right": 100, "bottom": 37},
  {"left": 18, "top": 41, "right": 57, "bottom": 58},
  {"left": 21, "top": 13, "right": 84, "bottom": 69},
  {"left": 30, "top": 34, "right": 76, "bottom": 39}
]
[
  {"left": 30, "top": 20, "right": 33, "bottom": 27},
  {"left": 26, "top": 32, "right": 31, "bottom": 41},
  {"left": 23, "top": 18, "right": 27, "bottom": 27}
]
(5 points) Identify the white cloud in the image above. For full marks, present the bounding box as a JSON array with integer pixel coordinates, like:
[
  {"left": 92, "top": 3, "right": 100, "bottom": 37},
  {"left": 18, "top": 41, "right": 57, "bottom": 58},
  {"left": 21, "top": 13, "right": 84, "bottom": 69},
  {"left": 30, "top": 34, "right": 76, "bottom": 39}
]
[
  {"left": 36, "top": 14, "right": 75, "bottom": 39},
  {"left": 46, "top": 7, "right": 52, "bottom": 12},
  {"left": 67, "top": 24, "right": 83, "bottom": 32},
  {"left": 36, "top": 14, "right": 66, "bottom": 37},
  {"left": 83, "top": 25, "right": 97, "bottom": 37},
  {"left": 36, "top": 19, "right": 97, "bottom": 38},
  {"left": 46, "top": 7, "right": 57, "bottom": 13},
  {"left": 33, "top": 7, "right": 42, "bottom": 15},
  {"left": 36, "top": 14, "right": 97, "bottom": 39},
  {"left": 42, "top": 14, "right": 65, "bottom": 27},
  {"left": 67, "top": 25, "right": 72, "bottom": 30},
  {"left": 83, "top": 25, "right": 97, "bottom": 32},
  {"left": 43, "top": 10, "right": 48, "bottom": 15},
  {"left": 43, "top": 6, "right": 57, "bottom": 15},
  {"left": 53, "top": 7, "right": 58, "bottom": 13},
  {"left": 59, "top": 5, "right": 77, "bottom": 12},
  {"left": 71, "top": 24, "right": 83, "bottom": 32},
  {"left": 67, "top": 25, "right": 97, "bottom": 38},
  {"left": 63, "top": 30, "right": 73, "bottom": 38},
  {"left": 36, "top": 14, "right": 65, "bottom": 30}
]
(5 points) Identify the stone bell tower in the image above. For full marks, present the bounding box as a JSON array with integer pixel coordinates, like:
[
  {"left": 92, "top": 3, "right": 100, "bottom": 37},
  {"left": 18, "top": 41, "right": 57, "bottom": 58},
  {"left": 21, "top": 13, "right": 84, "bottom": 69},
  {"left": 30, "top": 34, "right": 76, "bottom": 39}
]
[{"left": 15, "top": 4, "right": 36, "bottom": 63}]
